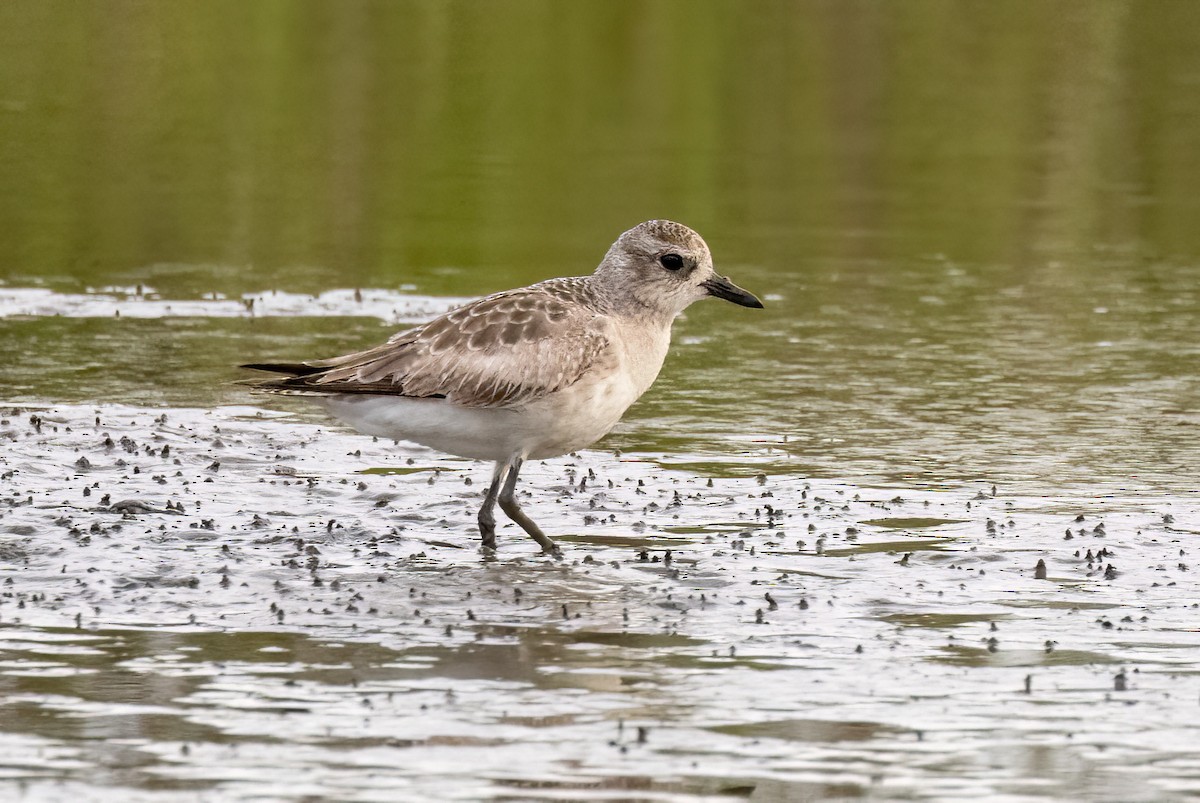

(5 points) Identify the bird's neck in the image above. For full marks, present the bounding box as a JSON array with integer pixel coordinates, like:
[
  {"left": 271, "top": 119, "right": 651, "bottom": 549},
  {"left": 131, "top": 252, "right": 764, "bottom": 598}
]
[{"left": 586, "top": 273, "right": 678, "bottom": 328}]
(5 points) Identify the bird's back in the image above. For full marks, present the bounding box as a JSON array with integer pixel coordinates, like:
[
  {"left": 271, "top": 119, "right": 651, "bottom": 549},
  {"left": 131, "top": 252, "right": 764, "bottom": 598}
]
[{"left": 246, "top": 276, "right": 616, "bottom": 410}]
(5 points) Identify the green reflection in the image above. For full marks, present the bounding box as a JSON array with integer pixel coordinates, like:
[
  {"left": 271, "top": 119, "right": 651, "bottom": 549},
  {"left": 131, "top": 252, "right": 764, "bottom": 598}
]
[
  {"left": 710, "top": 718, "right": 908, "bottom": 743},
  {"left": 3, "top": 1, "right": 1200, "bottom": 292},
  {"left": 1, "top": 1, "right": 1198, "bottom": 492},
  {"left": 860, "top": 517, "right": 968, "bottom": 530}
]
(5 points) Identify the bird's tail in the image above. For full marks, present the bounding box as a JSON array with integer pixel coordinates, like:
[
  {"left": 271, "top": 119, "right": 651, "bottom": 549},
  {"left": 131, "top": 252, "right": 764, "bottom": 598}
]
[{"left": 239, "top": 362, "right": 324, "bottom": 377}]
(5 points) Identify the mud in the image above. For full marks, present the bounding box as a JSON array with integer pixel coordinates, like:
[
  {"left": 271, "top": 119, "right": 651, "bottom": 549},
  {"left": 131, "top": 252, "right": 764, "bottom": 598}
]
[{"left": 2, "top": 403, "right": 1197, "bottom": 801}]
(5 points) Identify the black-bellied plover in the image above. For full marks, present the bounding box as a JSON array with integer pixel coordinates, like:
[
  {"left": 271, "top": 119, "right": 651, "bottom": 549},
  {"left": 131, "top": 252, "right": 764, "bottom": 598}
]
[{"left": 243, "top": 220, "right": 762, "bottom": 555}]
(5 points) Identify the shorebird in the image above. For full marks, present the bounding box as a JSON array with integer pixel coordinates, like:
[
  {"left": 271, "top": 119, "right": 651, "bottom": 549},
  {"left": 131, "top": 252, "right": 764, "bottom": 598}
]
[{"left": 242, "top": 220, "right": 762, "bottom": 555}]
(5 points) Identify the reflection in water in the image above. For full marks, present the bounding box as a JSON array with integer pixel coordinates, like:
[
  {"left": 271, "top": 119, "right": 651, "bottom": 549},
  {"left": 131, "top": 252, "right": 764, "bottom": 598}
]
[
  {"left": 932, "top": 646, "right": 1122, "bottom": 668},
  {"left": 1, "top": 2, "right": 1198, "bottom": 495},
  {"left": 0, "top": 621, "right": 749, "bottom": 793},
  {"left": 3, "top": 3, "right": 1200, "bottom": 285},
  {"left": 0, "top": 403, "right": 1197, "bottom": 799},
  {"left": 3, "top": 2, "right": 1200, "bottom": 800},
  {"left": 710, "top": 718, "right": 906, "bottom": 743}
]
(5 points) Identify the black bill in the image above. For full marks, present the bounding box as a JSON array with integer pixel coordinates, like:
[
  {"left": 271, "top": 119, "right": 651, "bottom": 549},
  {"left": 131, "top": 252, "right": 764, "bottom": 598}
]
[{"left": 702, "top": 275, "right": 764, "bottom": 308}]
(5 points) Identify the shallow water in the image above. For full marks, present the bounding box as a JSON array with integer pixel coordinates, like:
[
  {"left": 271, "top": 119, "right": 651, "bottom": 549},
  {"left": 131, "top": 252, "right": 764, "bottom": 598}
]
[
  {"left": 1, "top": 402, "right": 1197, "bottom": 800},
  {"left": 3, "top": 2, "right": 1200, "bottom": 800}
]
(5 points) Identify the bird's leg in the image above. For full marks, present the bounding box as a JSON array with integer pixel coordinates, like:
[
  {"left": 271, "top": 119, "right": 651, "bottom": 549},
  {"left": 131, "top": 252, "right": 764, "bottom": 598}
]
[
  {"left": 478, "top": 461, "right": 507, "bottom": 551},
  {"left": 498, "top": 457, "right": 561, "bottom": 556}
]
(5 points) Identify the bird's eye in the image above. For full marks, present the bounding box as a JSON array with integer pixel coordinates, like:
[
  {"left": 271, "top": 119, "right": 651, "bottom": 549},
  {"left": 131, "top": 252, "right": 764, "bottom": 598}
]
[{"left": 660, "top": 253, "right": 685, "bottom": 271}]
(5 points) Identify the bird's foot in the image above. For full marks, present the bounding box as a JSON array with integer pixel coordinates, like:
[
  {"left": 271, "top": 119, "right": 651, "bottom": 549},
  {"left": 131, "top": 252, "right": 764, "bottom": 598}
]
[
  {"left": 479, "top": 523, "right": 497, "bottom": 552},
  {"left": 537, "top": 539, "right": 563, "bottom": 560}
]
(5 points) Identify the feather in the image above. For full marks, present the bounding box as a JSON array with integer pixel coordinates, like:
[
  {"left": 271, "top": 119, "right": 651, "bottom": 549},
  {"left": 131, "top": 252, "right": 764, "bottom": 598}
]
[{"left": 248, "top": 278, "right": 615, "bottom": 409}]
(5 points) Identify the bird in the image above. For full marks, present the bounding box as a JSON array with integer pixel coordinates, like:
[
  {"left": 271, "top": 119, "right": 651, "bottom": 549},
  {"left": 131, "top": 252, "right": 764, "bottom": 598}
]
[{"left": 242, "top": 220, "right": 763, "bottom": 555}]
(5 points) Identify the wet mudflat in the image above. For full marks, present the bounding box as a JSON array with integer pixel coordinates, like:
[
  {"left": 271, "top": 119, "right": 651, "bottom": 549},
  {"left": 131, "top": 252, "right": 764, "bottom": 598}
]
[
  {"left": 5, "top": 4, "right": 1200, "bottom": 798},
  {"left": 2, "top": 401, "right": 1197, "bottom": 802}
]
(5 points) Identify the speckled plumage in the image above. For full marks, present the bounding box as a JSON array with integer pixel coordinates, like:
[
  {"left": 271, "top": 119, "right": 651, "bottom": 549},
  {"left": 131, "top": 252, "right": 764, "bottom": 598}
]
[
  {"left": 264, "top": 277, "right": 615, "bottom": 408},
  {"left": 243, "top": 220, "right": 762, "bottom": 554}
]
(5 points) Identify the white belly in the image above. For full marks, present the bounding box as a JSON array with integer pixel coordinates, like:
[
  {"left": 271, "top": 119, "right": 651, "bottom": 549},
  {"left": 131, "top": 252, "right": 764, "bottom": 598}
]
[{"left": 319, "top": 369, "right": 641, "bottom": 462}]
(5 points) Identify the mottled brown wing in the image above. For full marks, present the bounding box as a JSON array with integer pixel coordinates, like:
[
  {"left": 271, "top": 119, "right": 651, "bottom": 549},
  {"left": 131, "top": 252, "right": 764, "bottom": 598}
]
[{"left": 282, "top": 284, "right": 613, "bottom": 408}]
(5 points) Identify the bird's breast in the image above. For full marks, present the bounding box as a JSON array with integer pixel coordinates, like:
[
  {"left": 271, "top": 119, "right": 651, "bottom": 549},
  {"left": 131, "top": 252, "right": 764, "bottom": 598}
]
[{"left": 617, "top": 321, "right": 673, "bottom": 398}]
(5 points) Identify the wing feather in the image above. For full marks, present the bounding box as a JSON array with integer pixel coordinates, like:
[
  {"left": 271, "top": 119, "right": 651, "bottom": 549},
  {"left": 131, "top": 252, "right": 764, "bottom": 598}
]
[{"left": 255, "top": 281, "right": 613, "bottom": 408}]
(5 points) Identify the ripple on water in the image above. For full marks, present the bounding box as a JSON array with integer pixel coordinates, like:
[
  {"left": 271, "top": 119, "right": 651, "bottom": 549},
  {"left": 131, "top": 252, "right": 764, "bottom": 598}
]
[{"left": 0, "top": 403, "right": 1198, "bottom": 800}]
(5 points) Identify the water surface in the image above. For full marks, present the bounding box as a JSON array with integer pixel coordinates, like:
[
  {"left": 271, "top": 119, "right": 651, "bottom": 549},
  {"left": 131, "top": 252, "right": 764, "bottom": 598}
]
[{"left": 1, "top": 2, "right": 1198, "bottom": 800}]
